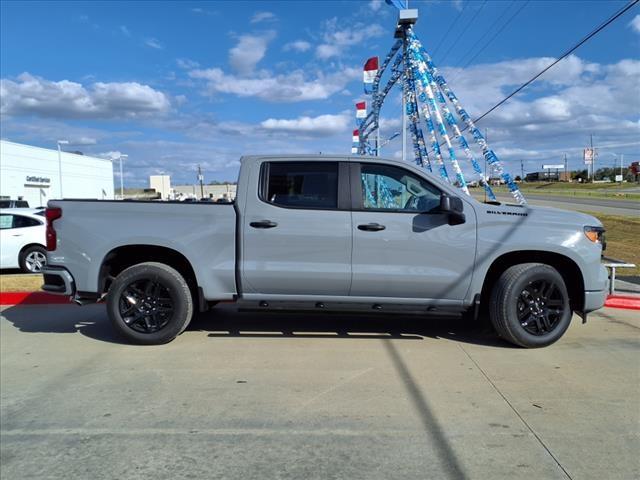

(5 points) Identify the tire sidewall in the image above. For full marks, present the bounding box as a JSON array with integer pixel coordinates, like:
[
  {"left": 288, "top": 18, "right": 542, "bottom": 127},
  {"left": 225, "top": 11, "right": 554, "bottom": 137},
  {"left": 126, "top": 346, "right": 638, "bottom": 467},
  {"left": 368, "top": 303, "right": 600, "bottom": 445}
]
[
  {"left": 504, "top": 265, "right": 572, "bottom": 348},
  {"left": 107, "top": 263, "right": 192, "bottom": 345}
]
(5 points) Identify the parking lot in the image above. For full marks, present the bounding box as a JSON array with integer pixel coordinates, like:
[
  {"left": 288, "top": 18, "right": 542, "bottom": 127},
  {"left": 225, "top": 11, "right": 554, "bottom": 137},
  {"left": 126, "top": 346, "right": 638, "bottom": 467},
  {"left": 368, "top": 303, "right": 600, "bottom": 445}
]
[{"left": 1, "top": 304, "right": 638, "bottom": 479}]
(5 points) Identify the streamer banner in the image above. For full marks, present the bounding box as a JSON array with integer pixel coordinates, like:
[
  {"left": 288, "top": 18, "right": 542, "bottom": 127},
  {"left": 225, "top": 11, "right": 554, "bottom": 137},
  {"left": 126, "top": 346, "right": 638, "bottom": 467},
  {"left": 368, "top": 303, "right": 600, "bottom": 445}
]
[
  {"left": 356, "top": 101, "right": 367, "bottom": 119},
  {"left": 352, "top": 129, "right": 360, "bottom": 143},
  {"left": 384, "top": 0, "right": 407, "bottom": 9},
  {"left": 351, "top": 146, "right": 359, "bottom": 154},
  {"left": 363, "top": 57, "right": 379, "bottom": 94}
]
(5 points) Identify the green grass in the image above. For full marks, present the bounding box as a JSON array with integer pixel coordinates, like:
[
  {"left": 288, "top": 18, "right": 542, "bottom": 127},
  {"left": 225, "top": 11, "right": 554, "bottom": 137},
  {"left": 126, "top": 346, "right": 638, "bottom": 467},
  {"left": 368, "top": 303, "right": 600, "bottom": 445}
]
[{"left": 489, "top": 182, "right": 640, "bottom": 201}]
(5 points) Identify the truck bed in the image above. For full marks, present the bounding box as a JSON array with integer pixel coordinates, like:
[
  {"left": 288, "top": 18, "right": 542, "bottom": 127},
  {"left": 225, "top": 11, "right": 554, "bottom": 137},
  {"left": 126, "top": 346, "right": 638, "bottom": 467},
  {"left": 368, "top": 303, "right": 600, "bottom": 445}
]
[{"left": 47, "top": 200, "right": 237, "bottom": 300}]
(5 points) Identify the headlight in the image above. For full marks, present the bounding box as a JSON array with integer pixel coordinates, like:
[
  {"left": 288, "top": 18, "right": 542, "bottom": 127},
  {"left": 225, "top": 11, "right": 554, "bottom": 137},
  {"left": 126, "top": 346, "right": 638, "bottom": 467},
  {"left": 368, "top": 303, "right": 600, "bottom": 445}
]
[{"left": 584, "top": 226, "right": 606, "bottom": 250}]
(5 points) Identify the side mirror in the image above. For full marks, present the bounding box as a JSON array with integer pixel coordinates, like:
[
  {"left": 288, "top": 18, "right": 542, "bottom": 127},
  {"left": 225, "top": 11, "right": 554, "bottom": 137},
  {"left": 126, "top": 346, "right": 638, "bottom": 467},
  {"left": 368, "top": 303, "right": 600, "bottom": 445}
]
[{"left": 440, "top": 193, "right": 466, "bottom": 225}]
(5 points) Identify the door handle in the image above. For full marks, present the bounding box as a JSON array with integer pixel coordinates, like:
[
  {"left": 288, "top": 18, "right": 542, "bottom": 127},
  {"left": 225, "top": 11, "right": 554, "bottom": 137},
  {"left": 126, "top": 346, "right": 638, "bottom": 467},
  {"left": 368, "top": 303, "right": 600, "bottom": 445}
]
[
  {"left": 250, "top": 220, "right": 278, "bottom": 229},
  {"left": 12, "top": 234, "right": 23, "bottom": 237},
  {"left": 357, "top": 223, "right": 386, "bottom": 232}
]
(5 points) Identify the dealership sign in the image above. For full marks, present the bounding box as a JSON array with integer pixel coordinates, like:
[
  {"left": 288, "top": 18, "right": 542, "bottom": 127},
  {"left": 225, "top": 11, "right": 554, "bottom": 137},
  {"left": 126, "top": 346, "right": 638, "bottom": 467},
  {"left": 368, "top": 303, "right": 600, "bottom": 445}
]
[
  {"left": 25, "top": 176, "right": 51, "bottom": 185},
  {"left": 542, "top": 164, "right": 564, "bottom": 169},
  {"left": 583, "top": 148, "right": 594, "bottom": 165}
]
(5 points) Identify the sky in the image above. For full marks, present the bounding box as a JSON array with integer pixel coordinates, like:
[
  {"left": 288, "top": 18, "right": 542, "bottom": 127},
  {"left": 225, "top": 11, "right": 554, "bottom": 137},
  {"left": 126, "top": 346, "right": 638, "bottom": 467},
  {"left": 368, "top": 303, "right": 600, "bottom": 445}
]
[{"left": 1, "top": 0, "right": 639, "bottom": 187}]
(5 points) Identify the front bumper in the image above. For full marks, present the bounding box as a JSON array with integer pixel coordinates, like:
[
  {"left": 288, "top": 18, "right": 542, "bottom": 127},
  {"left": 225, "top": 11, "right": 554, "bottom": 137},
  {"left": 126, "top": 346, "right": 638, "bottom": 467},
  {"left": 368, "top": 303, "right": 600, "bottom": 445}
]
[
  {"left": 584, "top": 288, "right": 608, "bottom": 314},
  {"left": 42, "top": 266, "right": 76, "bottom": 296}
]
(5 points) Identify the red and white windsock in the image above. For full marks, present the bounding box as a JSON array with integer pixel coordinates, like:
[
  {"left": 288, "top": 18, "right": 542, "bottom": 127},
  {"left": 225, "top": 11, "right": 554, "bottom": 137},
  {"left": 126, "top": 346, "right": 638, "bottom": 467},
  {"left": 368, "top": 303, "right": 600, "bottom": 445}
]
[
  {"left": 352, "top": 129, "right": 360, "bottom": 143},
  {"left": 355, "top": 101, "right": 367, "bottom": 119},
  {"left": 363, "top": 57, "right": 378, "bottom": 94}
]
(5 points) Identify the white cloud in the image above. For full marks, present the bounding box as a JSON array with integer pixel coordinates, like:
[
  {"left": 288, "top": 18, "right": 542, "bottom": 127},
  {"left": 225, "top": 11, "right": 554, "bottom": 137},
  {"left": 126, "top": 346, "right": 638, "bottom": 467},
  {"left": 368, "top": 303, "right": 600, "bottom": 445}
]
[
  {"left": 176, "top": 58, "right": 200, "bottom": 69},
  {"left": 260, "top": 112, "right": 350, "bottom": 136},
  {"left": 190, "top": 7, "right": 216, "bottom": 16},
  {"left": 316, "top": 44, "right": 342, "bottom": 60},
  {"left": 283, "top": 40, "right": 311, "bottom": 53},
  {"left": 315, "top": 18, "right": 385, "bottom": 59},
  {"left": 144, "top": 38, "right": 163, "bottom": 49},
  {"left": 369, "top": 0, "right": 383, "bottom": 12},
  {"left": 228, "top": 32, "right": 275, "bottom": 75},
  {"left": 250, "top": 11, "right": 277, "bottom": 24},
  {"left": 1, "top": 73, "right": 171, "bottom": 119},
  {"left": 188, "top": 66, "right": 360, "bottom": 102},
  {"left": 629, "top": 14, "right": 640, "bottom": 34},
  {"left": 119, "top": 25, "right": 131, "bottom": 37}
]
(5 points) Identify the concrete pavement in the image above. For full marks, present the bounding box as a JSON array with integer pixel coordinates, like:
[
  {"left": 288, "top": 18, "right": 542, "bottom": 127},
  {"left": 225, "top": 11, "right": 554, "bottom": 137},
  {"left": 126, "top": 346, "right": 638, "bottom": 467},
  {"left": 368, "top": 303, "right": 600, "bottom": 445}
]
[{"left": 1, "top": 305, "right": 639, "bottom": 479}]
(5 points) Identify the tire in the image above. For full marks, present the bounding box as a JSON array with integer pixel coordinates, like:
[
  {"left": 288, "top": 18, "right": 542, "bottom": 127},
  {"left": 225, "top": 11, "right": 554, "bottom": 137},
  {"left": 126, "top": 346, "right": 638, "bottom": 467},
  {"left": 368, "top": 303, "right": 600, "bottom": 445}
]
[
  {"left": 19, "top": 245, "right": 47, "bottom": 273},
  {"left": 106, "top": 262, "right": 193, "bottom": 345},
  {"left": 490, "top": 263, "right": 572, "bottom": 348}
]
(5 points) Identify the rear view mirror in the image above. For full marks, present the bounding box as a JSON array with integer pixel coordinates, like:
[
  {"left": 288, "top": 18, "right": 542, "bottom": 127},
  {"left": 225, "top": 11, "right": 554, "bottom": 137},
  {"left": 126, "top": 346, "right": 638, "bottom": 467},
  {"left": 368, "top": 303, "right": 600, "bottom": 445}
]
[{"left": 439, "top": 193, "right": 466, "bottom": 225}]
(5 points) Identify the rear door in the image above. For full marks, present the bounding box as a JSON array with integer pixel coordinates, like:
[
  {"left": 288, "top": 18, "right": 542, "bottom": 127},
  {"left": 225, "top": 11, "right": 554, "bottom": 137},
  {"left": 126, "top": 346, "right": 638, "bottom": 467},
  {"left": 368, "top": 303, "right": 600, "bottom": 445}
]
[
  {"left": 350, "top": 162, "right": 476, "bottom": 300},
  {"left": 241, "top": 160, "right": 352, "bottom": 296}
]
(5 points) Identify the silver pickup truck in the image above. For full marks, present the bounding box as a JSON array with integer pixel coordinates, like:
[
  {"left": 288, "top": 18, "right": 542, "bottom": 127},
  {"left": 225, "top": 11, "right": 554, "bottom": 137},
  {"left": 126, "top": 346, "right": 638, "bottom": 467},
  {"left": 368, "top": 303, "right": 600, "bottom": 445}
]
[{"left": 42, "top": 155, "right": 608, "bottom": 347}]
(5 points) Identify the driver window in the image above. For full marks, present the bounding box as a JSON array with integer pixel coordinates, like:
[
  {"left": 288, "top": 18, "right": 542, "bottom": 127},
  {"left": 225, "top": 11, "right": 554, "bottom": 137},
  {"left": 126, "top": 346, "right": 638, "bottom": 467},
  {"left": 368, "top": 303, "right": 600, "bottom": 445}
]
[{"left": 360, "top": 164, "right": 441, "bottom": 213}]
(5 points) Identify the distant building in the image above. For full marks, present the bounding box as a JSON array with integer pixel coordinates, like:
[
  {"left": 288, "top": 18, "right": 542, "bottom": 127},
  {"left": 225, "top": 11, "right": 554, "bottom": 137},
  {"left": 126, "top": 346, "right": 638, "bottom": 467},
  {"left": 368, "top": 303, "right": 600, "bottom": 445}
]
[
  {"left": 525, "top": 171, "right": 571, "bottom": 182},
  {"left": 0, "top": 140, "right": 114, "bottom": 207},
  {"left": 149, "top": 175, "right": 171, "bottom": 199},
  {"left": 172, "top": 183, "right": 237, "bottom": 201}
]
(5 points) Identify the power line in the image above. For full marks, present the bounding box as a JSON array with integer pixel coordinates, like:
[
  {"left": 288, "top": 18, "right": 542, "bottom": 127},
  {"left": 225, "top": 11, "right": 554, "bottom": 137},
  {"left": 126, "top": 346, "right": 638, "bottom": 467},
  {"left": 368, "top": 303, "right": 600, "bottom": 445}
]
[
  {"left": 432, "top": 1, "right": 467, "bottom": 57},
  {"left": 459, "top": 0, "right": 529, "bottom": 71},
  {"left": 439, "top": 0, "right": 488, "bottom": 65},
  {"left": 469, "top": 0, "right": 639, "bottom": 127},
  {"left": 455, "top": 0, "right": 516, "bottom": 69}
]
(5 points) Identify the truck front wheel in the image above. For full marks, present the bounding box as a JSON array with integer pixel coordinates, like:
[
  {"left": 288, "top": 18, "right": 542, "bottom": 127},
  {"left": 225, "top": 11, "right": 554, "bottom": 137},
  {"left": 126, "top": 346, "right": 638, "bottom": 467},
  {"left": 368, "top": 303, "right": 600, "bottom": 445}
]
[
  {"left": 106, "top": 262, "right": 193, "bottom": 345},
  {"left": 490, "top": 263, "right": 572, "bottom": 348}
]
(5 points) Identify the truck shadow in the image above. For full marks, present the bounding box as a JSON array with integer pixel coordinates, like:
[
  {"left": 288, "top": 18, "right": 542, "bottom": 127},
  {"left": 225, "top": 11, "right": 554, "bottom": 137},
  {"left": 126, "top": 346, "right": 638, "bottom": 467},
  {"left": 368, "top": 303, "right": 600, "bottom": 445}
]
[
  {"left": 192, "top": 305, "right": 514, "bottom": 348},
  {"left": 0, "top": 304, "right": 514, "bottom": 348}
]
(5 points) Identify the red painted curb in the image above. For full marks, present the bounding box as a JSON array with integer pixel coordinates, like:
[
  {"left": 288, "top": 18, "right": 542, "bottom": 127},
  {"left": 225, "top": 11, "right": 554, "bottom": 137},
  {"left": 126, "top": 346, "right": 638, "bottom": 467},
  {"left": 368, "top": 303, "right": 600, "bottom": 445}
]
[
  {"left": 605, "top": 295, "right": 640, "bottom": 311},
  {"left": 0, "top": 292, "right": 71, "bottom": 305}
]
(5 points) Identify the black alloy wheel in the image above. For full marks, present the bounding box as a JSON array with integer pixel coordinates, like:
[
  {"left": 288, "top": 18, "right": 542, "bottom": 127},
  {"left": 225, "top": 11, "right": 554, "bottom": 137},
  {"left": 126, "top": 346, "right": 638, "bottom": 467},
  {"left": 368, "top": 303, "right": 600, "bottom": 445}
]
[
  {"left": 490, "top": 263, "right": 572, "bottom": 348},
  {"left": 118, "top": 278, "right": 175, "bottom": 334},
  {"left": 106, "top": 262, "right": 194, "bottom": 345},
  {"left": 516, "top": 279, "right": 566, "bottom": 336}
]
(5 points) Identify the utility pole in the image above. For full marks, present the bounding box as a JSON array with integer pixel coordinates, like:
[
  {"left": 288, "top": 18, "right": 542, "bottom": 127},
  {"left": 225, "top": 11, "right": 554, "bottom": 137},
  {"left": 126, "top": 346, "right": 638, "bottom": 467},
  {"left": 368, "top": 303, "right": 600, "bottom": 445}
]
[
  {"left": 563, "top": 153, "right": 567, "bottom": 181},
  {"left": 620, "top": 154, "right": 624, "bottom": 183},
  {"left": 197, "top": 165, "right": 204, "bottom": 199},
  {"left": 521, "top": 159, "right": 524, "bottom": 181},
  {"left": 590, "top": 134, "right": 596, "bottom": 182}
]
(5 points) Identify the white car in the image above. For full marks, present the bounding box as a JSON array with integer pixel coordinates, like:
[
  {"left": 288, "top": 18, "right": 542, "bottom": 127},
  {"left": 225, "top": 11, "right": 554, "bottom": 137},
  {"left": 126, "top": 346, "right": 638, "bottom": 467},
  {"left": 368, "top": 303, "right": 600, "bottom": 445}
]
[{"left": 0, "top": 208, "right": 47, "bottom": 273}]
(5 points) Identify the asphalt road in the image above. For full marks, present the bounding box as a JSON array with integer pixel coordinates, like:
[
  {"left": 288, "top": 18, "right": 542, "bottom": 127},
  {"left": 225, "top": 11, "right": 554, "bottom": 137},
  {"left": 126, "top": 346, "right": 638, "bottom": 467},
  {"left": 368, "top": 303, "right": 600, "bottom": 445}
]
[
  {"left": 1, "top": 305, "right": 638, "bottom": 480},
  {"left": 471, "top": 192, "right": 639, "bottom": 217}
]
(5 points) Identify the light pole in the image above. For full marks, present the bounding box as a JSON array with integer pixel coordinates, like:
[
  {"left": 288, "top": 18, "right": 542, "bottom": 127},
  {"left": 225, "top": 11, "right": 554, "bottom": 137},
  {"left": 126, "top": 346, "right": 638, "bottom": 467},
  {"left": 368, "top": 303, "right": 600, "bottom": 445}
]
[
  {"left": 56, "top": 140, "right": 69, "bottom": 198},
  {"left": 118, "top": 154, "right": 128, "bottom": 199}
]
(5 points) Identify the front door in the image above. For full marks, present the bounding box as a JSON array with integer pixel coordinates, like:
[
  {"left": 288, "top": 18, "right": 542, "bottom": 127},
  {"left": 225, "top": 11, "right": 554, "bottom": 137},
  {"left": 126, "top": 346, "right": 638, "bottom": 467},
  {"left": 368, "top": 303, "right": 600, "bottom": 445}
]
[
  {"left": 350, "top": 162, "right": 476, "bottom": 300},
  {"left": 241, "top": 160, "right": 352, "bottom": 296}
]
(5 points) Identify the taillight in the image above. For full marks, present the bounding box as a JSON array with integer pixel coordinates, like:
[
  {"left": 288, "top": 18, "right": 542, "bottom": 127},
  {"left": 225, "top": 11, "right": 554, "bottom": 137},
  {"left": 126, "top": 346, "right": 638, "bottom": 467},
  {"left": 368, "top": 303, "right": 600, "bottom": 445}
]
[{"left": 46, "top": 207, "right": 62, "bottom": 251}]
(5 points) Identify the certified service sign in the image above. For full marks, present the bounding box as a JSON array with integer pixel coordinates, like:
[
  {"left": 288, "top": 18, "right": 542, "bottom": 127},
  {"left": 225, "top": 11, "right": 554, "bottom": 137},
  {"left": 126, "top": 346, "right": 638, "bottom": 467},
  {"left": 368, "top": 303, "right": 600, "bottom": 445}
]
[{"left": 25, "top": 176, "right": 51, "bottom": 185}]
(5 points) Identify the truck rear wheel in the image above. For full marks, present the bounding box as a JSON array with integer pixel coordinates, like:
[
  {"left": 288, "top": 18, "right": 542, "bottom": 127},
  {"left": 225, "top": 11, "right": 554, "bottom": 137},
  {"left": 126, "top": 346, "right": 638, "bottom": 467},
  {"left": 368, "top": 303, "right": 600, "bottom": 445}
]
[
  {"left": 490, "top": 263, "right": 572, "bottom": 348},
  {"left": 106, "top": 262, "right": 193, "bottom": 345}
]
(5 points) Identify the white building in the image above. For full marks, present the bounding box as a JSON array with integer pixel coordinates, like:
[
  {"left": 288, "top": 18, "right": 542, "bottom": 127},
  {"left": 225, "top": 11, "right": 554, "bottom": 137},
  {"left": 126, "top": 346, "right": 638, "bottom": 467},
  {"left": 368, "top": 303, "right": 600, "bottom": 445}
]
[
  {"left": 149, "top": 175, "right": 171, "bottom": 199},
  {"left": 0, "top": 140, "right": 114, "bottom": 207}
]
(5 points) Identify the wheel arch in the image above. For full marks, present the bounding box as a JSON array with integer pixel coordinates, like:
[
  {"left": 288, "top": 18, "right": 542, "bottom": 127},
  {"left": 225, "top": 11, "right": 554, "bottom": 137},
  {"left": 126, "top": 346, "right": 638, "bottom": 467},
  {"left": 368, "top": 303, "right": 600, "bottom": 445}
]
[
  {"left": 98, "top": 245, "right": 199, "bottom": 300},
  {"left": 19, "top": 243, "right": 46, "bottom": 255},
  {"left": 479, "top": 250, "right": 585, "bottom": 313}
]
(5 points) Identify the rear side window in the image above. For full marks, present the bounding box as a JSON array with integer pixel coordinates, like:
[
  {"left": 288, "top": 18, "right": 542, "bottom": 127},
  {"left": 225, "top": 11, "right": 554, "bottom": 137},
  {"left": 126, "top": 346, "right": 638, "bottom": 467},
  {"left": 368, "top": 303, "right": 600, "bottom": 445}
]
[
  {"left": 15, "top": 201, "right": 29, "bottom": 208},
  {"left": 0, "top": 201, "right": 9, "bottom": 208},
  {"left": 263, "top": 162, "right": 338, "bottom": 209},
  {"left": 0, "top": 214, "right": 12, "bottom": 229},
  {"left": 11, "top": 215, "right": 42, "bottom": 228}
]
